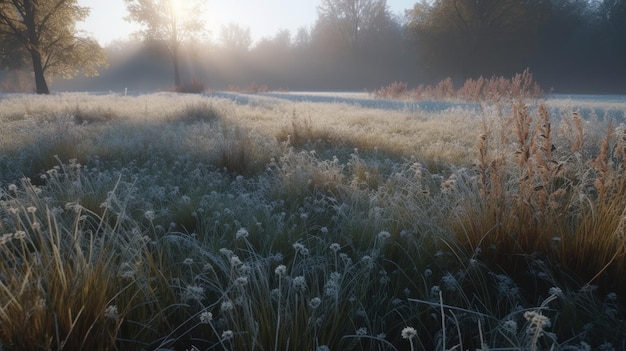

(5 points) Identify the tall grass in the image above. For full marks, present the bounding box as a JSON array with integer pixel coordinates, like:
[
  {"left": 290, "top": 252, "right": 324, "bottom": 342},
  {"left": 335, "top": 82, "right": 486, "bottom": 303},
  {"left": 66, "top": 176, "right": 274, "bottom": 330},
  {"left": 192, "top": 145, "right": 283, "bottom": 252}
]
[{"left": 1, "top": 92, "right": 625, "bottom": 350}]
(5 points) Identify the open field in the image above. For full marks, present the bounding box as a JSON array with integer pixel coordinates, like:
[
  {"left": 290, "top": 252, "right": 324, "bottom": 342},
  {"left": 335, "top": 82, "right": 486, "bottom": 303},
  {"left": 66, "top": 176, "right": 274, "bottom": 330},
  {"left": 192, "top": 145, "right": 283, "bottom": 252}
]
[{"left": 1, "top": 92, "right": 626, "bottom": 350}]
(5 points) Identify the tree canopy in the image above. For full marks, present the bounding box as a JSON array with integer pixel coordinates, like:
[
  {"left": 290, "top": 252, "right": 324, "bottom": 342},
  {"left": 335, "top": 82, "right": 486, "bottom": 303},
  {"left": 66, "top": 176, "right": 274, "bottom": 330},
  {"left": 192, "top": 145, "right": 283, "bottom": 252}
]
[
  {"left": 0, "top": 0, "right": 107, "bottom": 94},
  {"left": 124, "top": 0, "right": 206, "bottom": 87}
]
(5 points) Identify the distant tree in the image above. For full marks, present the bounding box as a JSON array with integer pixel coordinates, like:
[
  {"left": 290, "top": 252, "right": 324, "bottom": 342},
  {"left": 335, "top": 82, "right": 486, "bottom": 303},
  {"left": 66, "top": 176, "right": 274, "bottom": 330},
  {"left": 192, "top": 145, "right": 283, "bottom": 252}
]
[
  {"left": 0, "top": 0, "right": 107, "bottom": 94},
  {"left": 405, "top": 0, "right": 547, "bottom": 79},
  {"left": 315, "top": 0, "right": 393, "bottom": 53},
  {"left": 124, "top": 0, "right": 205, "bottom": 87},
  {"left": 219, "top": 22, "right": 252, "bottom": 52}
]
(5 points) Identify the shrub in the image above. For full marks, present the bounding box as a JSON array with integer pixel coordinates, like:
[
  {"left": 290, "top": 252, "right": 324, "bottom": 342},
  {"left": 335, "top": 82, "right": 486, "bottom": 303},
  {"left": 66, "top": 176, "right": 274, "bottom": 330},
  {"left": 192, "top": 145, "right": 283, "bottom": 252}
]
[{"left": 173, "top": 78, "right": 205, "bottom": 94}]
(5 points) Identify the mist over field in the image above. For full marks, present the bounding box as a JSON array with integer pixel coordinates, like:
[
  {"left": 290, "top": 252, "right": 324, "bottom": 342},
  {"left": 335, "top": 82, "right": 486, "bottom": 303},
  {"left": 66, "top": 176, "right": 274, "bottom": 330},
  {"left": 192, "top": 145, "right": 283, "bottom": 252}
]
[
  {"left": 2, "top": 1, "right": 626, "bottom": 350},
  {"left": 2, "top": 0, "right": 626, "bottom": 94}
]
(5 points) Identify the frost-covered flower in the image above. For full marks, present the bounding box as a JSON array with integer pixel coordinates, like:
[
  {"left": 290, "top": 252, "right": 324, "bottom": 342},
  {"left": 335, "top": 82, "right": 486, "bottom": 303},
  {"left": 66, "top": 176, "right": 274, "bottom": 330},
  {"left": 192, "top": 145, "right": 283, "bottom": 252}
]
[
  {"left": 524, "top": 311, "right": 551, "bottom": 329},
  {"left": 104, "top": 305, "right": 119, "bottom": 320},
  {"left": 26, "top": 206, "right": 37, "bottom": 214},
  {"left": 441, "top": 273, "right": 458, "bottom": 291},
  {"left": 401, "top": 326, "right": 417, "bottom": 339},
  {"left": 184, "top": 285, "right": 205, "bottom": 301},
  {"left": 320, "top": 227, "right": 329, "bottom": 234},
  {"left": 13, "top": 231, "right": 26, "bottom": 240},
  {"left": 329, "top": 243, "right": 341, "bottom": 253},
  {"left": 236, "top": 228, "right": 249, "bottom": 239},
  {"left": 293, "top": 242, "right": 305, "bottom": 251},
  {"left": 219, "top": 248, "right": 233, "bottom": 257},
  {"left": 309, "top": 297, "right": 321, "bottom": 309},
  {"left": 356, "top": 327, "right": 367, "bottom": 336},
  {"left": 292, "top": 275, "right": 306, "bottom": 291},
  {"left": 377, "top": 231, "right": 391, "bottom": 240},
  {"left": 234, "top": 276, "right": 249, "bottom": 286},
  {"left": 230, "top": 255, "right": 242, "bottom": 266},
  {"left": 8, "top": 184, "right": 17, "bottom": 192},
  {"left": 275, "top": 264, "right": 287, "bottom": 276},
  {"left": 221, "top": 330, "right": 234, "bottom": 340},
  {"left": 221, "top": 300, "right": 234, "bottom": 313},
  {"left": 143, "top": 210, "right": 155, "bottom": 221},
  {"left": 503, "top": 319, "right": 518, "bottom": 334},
  {"left": 199, "top": 311, "right": 213, "bottom": 324},
  {"left": 182, "top": 258, "right": 194, "bottom": 265}
]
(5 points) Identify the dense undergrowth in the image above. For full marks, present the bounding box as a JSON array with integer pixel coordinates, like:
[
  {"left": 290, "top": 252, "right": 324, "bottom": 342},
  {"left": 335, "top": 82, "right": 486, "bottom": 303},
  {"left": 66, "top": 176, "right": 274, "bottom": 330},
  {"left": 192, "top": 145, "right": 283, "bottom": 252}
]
[{"left": 1, "top": 92, "right": 625, "bottom": 350}]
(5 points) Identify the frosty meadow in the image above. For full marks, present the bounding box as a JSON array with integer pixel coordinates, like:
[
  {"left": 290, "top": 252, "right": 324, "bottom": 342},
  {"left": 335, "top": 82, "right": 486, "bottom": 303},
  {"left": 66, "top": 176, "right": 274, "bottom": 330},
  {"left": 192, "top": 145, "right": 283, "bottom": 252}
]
[{"left": 1, "top": 91, "right": 626, "bottom": 350}]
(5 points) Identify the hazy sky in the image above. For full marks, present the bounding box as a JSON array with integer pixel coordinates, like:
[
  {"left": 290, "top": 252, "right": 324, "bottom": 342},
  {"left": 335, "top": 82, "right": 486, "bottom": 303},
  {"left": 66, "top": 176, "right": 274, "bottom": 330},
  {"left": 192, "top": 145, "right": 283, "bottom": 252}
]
[{"left": 77, "top": 0, "right": 415, "bottom": 46}]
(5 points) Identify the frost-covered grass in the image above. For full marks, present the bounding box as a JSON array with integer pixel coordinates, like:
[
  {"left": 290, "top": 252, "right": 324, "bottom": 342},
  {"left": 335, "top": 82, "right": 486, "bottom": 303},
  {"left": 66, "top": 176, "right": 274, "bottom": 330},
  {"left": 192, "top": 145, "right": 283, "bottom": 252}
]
[{"left": 1, "top": 92, "right": 625, "bottom": 350}]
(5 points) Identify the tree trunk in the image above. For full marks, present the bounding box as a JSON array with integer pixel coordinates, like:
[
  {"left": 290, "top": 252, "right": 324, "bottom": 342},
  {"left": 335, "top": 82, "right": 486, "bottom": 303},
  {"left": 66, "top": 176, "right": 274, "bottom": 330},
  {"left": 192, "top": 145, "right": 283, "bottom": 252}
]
[
  {"left": 30, "top": 49, "right": 49, "bottom": 94},
  {"left": 173, "top": 53, "right": 181, "bottom": 87},
  {"left": 23, "top": 0, "right": 49, "bottom": 94}
]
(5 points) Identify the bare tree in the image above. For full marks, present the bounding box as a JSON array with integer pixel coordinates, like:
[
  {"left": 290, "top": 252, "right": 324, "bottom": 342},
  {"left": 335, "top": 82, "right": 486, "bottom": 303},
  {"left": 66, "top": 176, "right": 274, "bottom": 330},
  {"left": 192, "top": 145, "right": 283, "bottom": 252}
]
[
  {"left": 219, "top": 22, "right": 252, "bottom": 52},
  {"left": 124, "top": 0, "right": 205, "bottom": 87},
  {"left": 316, "top": 0, "right": 390, "bottom": 52},
  {"left": 0, "top": 0, "right": 107, "bottom": 94}
]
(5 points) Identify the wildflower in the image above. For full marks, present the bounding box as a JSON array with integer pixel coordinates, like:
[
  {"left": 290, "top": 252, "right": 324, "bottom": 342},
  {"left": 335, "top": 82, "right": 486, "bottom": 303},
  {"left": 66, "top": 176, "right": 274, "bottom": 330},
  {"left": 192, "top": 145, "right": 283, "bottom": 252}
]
[
  {"left": 220, "top": 300, "right": 234, "bottom": 313},
  {"left": 221, "top": 330, "right": 234, "bottom": 340},
  {"left": 320, "top": 227, "right": 329, "bottom": 234},
  {"left": 234, "top": 276, "right": 249, "bottom": 286},
  {"left": 219, "top": 248, "right": 233, "bottom": 257},
  {"left": 275, "top": 264, "right": 287, "bottom": 276},
  {"left": 184, "top": 285, "right": 205, "bottom": 302},
  {"left": 329, "top": 243, "right": 341, "bottom": 253},
  {"left": 401, "top": 326, "right": 417, "bottom": 340},
  {"left": 203, "top": 263, "right": 213, "bottom": 271},
  {"left": 236, "top": 228, "right": 249, "bottom": 239},
  {"left": 199, "top": 311, "right": 213, "bottom": 324},
  {"left": 0, "top": 234, "right": 12, "bottom": 245},
  {"left": 423, "top": 268, "right": 432, "bottom": 277},
  {"left": 361, "top": 255, "right": 373, "bottom": 269},
  {"left": 503, "top": 319, "right": 518, "bottom": 334},
  {"left": 524, "top": 311, "right": 551, "bottom": 329},
  {"left": 377, "top": 231, "right": 391, "bottom": 241},
  {"left": 309, "top": 297, "right": 321, "bottom": 309},
  {"left": 144, "top": 210, "right": 155, "bottom": 221},
  {"left": 104, "top": 305, "right": 119, "bottom": 320},
  {"left": 607, "top": 292, "right": 617, "bottom": 301},
  {"left": 324, "top": 279, "right": 339, "bottom": 297},
  {"left": 441, "top": 273, "right": 458, "bottom": 291},
  {"left": 230, "top": 255, "right": 242, "bottom": 266},
  {"left": 292, "top": 275, "right": 307, "bottom": 291},
  {"left": 293, "top": 242, "right": 306, "bottom": 253},
  {"left": 13, "top": 231, "right": 26, "bottom": 240},
  {"left": 183, "top": 258, "right": 194, "bottom": 265},
  {"left": 26, "top": 206, "right": 37, "bottom": 214},
  {"left": 8, "top": 184, "right": 17, "bottom": 192},
  {"left": 356, "top": 327, "right": 367, "bottom": 336}
]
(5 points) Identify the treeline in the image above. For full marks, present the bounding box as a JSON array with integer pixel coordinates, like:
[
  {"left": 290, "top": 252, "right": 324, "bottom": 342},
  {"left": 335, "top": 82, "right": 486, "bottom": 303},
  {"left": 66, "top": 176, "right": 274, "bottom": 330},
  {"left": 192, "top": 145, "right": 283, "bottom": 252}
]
[{"left": 14, "top": 0, "right": 626, "bottom": 94}]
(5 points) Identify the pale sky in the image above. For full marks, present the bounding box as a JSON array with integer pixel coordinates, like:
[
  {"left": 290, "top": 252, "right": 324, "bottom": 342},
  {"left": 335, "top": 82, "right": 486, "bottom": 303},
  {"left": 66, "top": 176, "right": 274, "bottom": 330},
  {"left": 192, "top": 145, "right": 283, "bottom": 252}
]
[{"left": 76, "top": 0, "right": 415, "bottom": 46}]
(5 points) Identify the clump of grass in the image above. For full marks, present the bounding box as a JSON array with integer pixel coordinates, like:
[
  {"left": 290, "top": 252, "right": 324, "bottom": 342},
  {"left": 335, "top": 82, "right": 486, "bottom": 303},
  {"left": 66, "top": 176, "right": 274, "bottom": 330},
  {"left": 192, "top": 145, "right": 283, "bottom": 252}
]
[
  {"left": 374, "top": 68, "right": 544, "bottom": 101},
  {"left": 173, "top": 78, "right": 206, "bottom": 94},
  {"left": 71, "top": 105, "right": 119, "bottom": 124},
  {"left": 169, "top": 100, "right": 222, "bottom": 124}
]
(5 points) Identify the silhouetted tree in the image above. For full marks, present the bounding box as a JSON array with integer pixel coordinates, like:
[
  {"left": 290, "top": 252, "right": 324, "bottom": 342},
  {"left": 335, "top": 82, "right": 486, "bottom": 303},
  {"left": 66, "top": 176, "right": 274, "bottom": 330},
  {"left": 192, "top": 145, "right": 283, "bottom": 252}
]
[
  {"left": 219, "top": 22, "right": 252, "bottom": 52},
  {"left": 0, "top": 0, "right": 107, "bottom": 94},
  {"left": 124, "top": 0, "right": 205, "bottom": 87},
  {"left": 405, "top": 0, "right": 546, "bottom": 79},
  {"left": 315, "top": 0, "right": 392, "bottom": 53}
]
